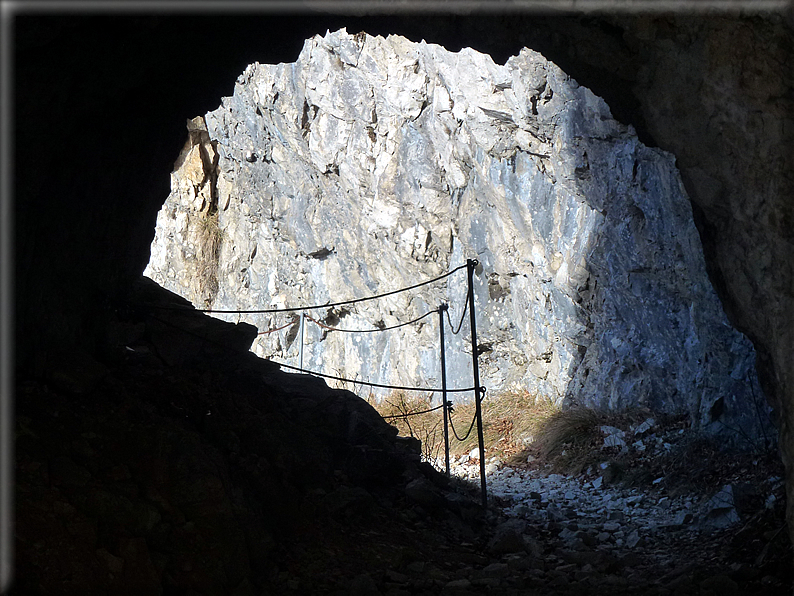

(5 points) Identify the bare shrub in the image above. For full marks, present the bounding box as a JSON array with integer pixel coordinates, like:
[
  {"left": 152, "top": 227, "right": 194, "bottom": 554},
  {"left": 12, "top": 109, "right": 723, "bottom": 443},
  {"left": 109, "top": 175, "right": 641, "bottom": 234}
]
[{"left": 371, "top": 392, "right": 444, "bottom": 466}]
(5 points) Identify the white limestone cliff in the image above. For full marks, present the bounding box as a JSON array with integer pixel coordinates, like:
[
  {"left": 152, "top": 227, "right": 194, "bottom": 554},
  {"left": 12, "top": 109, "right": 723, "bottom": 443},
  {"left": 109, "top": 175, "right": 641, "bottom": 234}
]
[{"left": 145, "top": 29, "right": 769, "bottom": 440}]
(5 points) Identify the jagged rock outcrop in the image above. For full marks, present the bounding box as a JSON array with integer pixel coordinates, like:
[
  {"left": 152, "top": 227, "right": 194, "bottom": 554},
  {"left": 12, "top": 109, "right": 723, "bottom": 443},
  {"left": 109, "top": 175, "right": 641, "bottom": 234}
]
[
  {"left": 145, "top": 29, "right": 769, "bottom": 441},
  {"left": 14, "top": 277, "right": 460, "bottom": 595}
]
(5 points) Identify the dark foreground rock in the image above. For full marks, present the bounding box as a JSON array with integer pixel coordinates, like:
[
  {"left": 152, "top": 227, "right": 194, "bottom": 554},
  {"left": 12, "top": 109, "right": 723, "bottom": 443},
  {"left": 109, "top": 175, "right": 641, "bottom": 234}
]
[
  {"left": 12, "top": 278, "right": 470, "bottom": 595},
  {"left": 12, "top": 279, "right": 792, "bottom": 595}
]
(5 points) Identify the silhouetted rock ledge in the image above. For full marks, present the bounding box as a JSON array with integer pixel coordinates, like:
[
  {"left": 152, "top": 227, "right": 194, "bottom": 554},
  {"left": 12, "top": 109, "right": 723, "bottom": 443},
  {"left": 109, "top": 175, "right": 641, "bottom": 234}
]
[
  {"left": 14, "top": 278, "right": 789, "bottom": 595},
  {"left": 13, "top": 276, "right": 483, "bottom": 595}
]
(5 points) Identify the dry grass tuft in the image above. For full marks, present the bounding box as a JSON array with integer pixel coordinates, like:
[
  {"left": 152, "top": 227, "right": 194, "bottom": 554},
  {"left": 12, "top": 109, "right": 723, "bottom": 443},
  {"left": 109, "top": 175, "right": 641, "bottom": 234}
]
[
  {"left": 533, "top": 406, "right": 603, "bottom": 459},
  {"left": 369, "top": 389, "right": 566, "bottom": 470},
  {"left": 526, "top": 406, "right": 607, "bottom": 474},
  {"left": 194, "top": 210, "right": 223, "bottom": 306},
  {"left": 369, "top": 388, "right": 670, "bottom": 476},
  {"left": 446, "top": 391, "right": 561, "bottom": 462}
]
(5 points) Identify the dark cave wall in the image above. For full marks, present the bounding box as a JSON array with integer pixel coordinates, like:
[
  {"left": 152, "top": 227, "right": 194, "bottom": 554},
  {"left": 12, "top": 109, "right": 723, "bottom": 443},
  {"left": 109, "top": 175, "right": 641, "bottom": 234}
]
[
  {"left": 12, "top": 8, "right": 794, "bottom": 553},
  {"left": 458, "top": 10, "right": 794, "bottom": 536},
  {"left": 619, "top": 14, "right": 794, "bottom": 538},
  {"left": 512, "top": 12, "right": 794, "bottom": 538}
]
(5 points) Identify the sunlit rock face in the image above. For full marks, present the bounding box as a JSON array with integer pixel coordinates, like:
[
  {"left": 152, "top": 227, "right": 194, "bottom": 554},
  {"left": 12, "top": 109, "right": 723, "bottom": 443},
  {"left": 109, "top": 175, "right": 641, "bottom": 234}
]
[{"left": 145, "top": 29, "right": 768, "bottom": 439}]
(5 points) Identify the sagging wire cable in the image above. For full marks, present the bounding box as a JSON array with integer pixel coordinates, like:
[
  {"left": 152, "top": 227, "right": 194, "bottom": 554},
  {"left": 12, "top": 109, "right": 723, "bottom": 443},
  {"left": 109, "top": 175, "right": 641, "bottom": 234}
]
[
  {"left": 143, "top": 310, "right": 477, "bottom": 395},
  {"left": 257, "top": 320, "right": 295, "bottom": 335},
  {"left": 305, "top": 308, "right": 436, "bottom": 333},
  {"left": 271, "top": 359, "right": 476, "bottom": 394},
  {"left": 447, "top": 387, "right": 486, "bottom": 441},
  {"left": 448, "top": 406, "right": 479, "bottom": 442},
  {"left": 381, "top": 403, "right": 446, "bottom": 420},
  {"left": 150, "top": 263, "right": 468, "bottom": 315},
  {"left": 445, "top": 291, "right": 469, "bottom": 335}
]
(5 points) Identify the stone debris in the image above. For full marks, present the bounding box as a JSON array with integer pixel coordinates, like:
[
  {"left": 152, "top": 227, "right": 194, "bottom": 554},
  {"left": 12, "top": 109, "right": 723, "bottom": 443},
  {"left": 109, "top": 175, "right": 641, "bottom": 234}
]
[
  {"left": 699, "top": 484, "right": 741, "bottom": 530},
  {"left": 434, "top": 454, "right": 737, "bottom": 591},
  {"left": 344, "top": 451, "right": 784, "bottom": 596},
  {"left": 603, "top": 434, "right": 627, "bottom": 449},
  {"left": 633, "top": 418, "right": 655, "bottom": 436}
]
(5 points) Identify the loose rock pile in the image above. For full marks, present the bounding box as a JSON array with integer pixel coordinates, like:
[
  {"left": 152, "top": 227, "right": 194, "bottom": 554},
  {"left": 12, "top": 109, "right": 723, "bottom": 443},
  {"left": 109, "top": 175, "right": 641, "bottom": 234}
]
[
  {"left": 412, "top": 431, "right": 788, "bottom": 595},
  {"left": 268, "top": 424, "right": 788, "bottom": 596}
]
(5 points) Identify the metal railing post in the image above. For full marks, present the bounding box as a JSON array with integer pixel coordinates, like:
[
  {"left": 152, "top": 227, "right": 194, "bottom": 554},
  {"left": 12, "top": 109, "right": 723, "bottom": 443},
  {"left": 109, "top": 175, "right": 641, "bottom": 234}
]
[
  {"left": 299, "top": 312, "right": 305, "bottom": 371},
  {"left": 466, "top": 258, "right": 487, "bottom": 508},
  {"left": 438, "top": 304, "right": 451, "bottom": 476}
]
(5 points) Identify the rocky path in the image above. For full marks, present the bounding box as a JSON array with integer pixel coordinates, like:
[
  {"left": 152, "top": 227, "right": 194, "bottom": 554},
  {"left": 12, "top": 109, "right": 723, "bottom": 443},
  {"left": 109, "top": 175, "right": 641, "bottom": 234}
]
[
  {"left": 414, "top": 453, "right": 789, "bottom": 596},
  {"left": 274, "top": 445, "right": 789, "bottom": 596}
]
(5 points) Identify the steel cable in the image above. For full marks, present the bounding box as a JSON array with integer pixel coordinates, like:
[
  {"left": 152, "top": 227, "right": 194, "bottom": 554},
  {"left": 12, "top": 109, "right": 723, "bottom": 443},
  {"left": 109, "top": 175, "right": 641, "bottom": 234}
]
[
  {"left": 150, "top": 263, "right": 468, "bottom": 315},
  {"left": 448, "top": 406, "right": 479, "bottom": 442},
  {"left": 305, "top": 308, "right": 436, "bottom": 333},
  {"left": 142, "top": 313, "right": 475, "bottom": 395},
  {"left": 257, "top": 320, "right": 295, "bottom": 335},
  {"left": 445, "top": 291, "right": 469, "bottom": 335},
  {"left": 381, "top": 403, "right": 446, "bottom": 420},
  {"left": 271, "top": 359, "right": 476, "bottom": 394}
]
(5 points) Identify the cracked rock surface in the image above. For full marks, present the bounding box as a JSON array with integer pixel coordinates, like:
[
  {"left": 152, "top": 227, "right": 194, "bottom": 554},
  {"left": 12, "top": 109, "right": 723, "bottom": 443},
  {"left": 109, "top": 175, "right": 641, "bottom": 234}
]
[{"left": 145, "top": 29, "right": 767, "bottom": 442}]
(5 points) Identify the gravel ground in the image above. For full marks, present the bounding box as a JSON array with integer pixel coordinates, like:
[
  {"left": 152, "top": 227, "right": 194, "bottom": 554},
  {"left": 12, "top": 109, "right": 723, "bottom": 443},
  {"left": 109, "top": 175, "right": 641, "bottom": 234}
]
[{"left": 275, "top": 437, "right": 790, "bottom": 596}]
